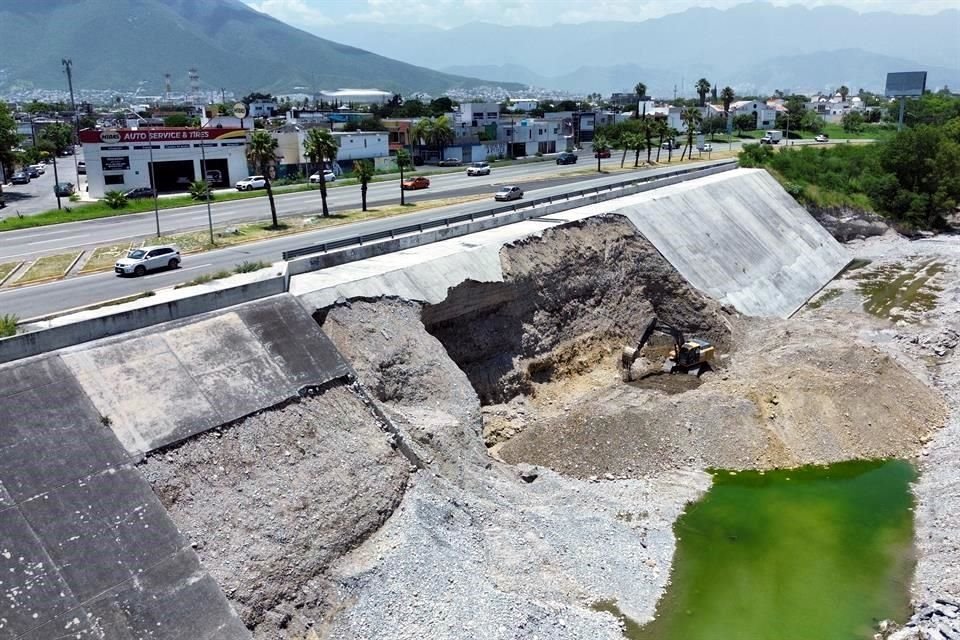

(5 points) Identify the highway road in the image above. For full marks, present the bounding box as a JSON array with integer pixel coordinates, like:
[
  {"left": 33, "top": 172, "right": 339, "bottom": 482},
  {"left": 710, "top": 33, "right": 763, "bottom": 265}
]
[
  {"left": 0, "top": 150, "right": 718, "bottom": 262},
  {"left": 0, "top": 160, "right": 733, "bottom": 321}
]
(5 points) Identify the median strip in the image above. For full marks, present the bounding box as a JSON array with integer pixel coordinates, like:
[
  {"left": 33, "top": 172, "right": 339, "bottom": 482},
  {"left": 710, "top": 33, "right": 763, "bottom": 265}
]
[{"left": 12, "top": 251, "right": 83, "bottom": 286}]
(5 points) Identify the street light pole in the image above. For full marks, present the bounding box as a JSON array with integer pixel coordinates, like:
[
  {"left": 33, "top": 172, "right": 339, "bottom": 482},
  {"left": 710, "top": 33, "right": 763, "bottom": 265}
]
[
  {"left": 197, "top": 122, "right": 214, "bottom": 245},
  {"left": 62, "top": 59, "right": 80, "bottom": 191},
  {"left": 51, "top": 153, "right": 62, "bottom": 210},
  {"left": 129, "top": 107, "right": 162, "bottom": 237}
]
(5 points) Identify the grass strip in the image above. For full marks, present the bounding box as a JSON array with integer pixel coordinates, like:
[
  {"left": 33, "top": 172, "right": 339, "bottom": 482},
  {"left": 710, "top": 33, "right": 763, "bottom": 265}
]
[
  {"left": 15, "top": 251, "right": 82, "bottom": 285},
  {"left": 0, "top": 261, "right": 20, "bottom": 284}
]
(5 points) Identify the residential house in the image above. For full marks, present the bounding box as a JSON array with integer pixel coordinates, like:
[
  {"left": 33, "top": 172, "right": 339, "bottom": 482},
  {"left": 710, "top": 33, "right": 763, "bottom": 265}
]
[
  {"left": 728, "top": 100, "right": 778, "bottom": 130},
  {"left": 507, "top": 98, "right": 539, "bottom": 112}
]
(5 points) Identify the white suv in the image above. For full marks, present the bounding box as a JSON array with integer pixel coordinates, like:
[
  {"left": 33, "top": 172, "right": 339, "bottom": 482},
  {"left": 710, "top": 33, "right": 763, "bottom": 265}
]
[
  {"left": 467, "top": 162, "right": 491, "bottom": 176},
  {"left": 235, "top": 175, "right": 266, "bottom": 191},
  {"left": 115, "top": 245, "right": 181, "bottom": 277},
  {"left": 309, "top": 170, "right": 336, "bottom": 183}
]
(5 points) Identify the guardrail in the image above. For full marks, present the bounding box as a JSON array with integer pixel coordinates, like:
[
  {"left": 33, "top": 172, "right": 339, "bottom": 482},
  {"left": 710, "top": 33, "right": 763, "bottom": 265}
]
[{"left": 283, "top": 160, "right": 737, "bottom": 261}]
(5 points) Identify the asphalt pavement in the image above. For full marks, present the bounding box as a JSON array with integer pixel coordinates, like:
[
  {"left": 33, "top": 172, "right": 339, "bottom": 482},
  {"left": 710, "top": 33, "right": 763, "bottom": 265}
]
[
  {"left": 0, "top": 152, "right": 663, "bottom": 262},
  {"left": 0, "top": 159, "right": 733, "bottom": 320},
  {"left": 1, "top": 149, "right": 84, "bottom": 215}
]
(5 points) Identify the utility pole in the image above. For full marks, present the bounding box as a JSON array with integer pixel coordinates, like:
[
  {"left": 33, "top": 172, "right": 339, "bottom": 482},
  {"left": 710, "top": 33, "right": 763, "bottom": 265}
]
[{"left": 62, "top": 59, "right": 80, "bottom": 190}]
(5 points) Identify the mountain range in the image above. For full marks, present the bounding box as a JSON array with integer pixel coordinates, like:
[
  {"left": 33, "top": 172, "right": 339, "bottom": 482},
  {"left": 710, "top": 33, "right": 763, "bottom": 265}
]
[
  {"left": 0, "top": 0, "right": 522, "bottom": 96},
  {"left": 318, "top": 4, "right": 960, "bottom": 96}
]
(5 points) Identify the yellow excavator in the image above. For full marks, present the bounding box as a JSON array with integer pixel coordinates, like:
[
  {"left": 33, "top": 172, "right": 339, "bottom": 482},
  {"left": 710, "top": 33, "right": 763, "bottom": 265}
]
[{"left": 622, "top": 317, "right": 715, "bottom": 379}]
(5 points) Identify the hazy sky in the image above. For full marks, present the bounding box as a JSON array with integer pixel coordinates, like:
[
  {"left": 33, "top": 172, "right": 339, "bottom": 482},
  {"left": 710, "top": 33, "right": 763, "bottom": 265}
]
[{"left": 242, "top": 0, "right": 960, "bottom": 30}]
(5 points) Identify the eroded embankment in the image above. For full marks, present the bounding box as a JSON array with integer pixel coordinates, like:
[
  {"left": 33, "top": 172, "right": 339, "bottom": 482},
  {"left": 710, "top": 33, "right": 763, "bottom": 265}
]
[
  {"left": 422, "top": 214, "right": 735, "bottom": 405},
  {"left": 139, "top": 381, "right": 409, "bottom": 639}
]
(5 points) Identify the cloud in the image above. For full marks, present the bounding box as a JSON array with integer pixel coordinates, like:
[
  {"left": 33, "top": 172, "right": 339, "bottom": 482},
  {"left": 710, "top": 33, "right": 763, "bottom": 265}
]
[{"left": 241, "top": 0, "right": 960, "bottom": 29}]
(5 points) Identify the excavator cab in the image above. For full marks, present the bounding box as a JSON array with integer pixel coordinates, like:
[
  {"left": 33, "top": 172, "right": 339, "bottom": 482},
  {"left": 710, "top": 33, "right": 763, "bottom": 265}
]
[{"left": 623, "top": 317, "right": 715, "bottom": 379}]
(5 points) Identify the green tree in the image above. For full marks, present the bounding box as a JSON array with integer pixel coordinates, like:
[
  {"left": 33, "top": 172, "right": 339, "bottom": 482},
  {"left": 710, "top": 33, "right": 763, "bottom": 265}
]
[
  {"left": 189, "top": 179, "right": 212, "bottom": 201},
  {"left": 680, "top": 107, "right": 703, "bottom": 160},
  {"left": 734, "top": 113, "right": 755, "bottom": 135},
  {"left": 395, "top": 148, "right": 411, "bottom": 206},
  {"left": 841, "top": 111, "right": 865, "bottom": 133},
  {"left": 800, "top": 109, "right": 824, "bottom": 134},
  {"left": 164, "top": 113, "right": 190, "bottom": 127},
  {"left": 0, "top": 103, "right": 20, "bottom": 188},
  {"left": 696, "top": 78, "right": 712, "bottom": 107},
  {"left": 411, "top": 118, "right": 432, "bottom": 161},
  {"left": 103, "top": 190, "right": 128, "bottom": 209},
  {"left": 303, "top": 128, "right": 339, "bottom": 217},
  {"left": 642, "top": 117, "right": 655, "bottom": 162},
  {"left": 246, "top": 130, "right": 280, "bottom": 227},
  {"left": 838, "top": 85, "right": 850, "bottom": 101},
  {"left": 39, "top": 122, "right": 74, "bottom": 155},
  {"left": 592, "top": 135, "right": 610, "bottom": 172},
  {"left": 428, "top": 115, "right": 454, "bottom": 161},
  {"left": 353, "top": 160, "right": 375, "bottom": 211},
  {"left": 653, "top": 119, "right": 669, "bottom": 162},
  {"left": 429, "top": 96, "right": 456, "bottom": 116},
  {"left": 625, "top": 132, "right": 645, "bottom": 167},
  {"left": 721, "top": 86, "right": 736, "bottom": 125},
  {"left": 633, "top": 82, "right": 647, "bottom": 119},
  {"left": 400, "top": 99, "right": 429, "bottom": 118}
]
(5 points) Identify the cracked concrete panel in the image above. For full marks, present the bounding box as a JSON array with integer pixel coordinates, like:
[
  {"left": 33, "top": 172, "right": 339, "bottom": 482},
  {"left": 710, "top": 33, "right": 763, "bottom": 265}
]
[{"left": 62, "top": 333, "right": 221, "bottom": 456}]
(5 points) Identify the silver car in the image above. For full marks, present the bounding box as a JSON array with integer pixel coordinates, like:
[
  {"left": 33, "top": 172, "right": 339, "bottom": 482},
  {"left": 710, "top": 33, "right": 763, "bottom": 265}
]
[
  {"left": 494, "top": 185, "right": 523, "bottom": 202},
  {"left": 115, "top": 245, "right": 181, "bottom": 277}
]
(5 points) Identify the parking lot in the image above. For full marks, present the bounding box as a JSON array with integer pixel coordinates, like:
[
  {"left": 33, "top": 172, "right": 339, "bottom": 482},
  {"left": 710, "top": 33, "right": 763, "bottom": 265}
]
[{"left": 1, "top": 148, "right": 84, "bottom": 215}]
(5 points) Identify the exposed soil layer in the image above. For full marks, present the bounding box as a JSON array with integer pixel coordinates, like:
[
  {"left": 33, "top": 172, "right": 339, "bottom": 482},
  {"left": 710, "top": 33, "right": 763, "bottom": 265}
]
[
  {"left": 423, "top": 215, "right": 734, "bottom": 405},
  {"left": 139, "top": 382, "right": 408, "bottom": 639}
]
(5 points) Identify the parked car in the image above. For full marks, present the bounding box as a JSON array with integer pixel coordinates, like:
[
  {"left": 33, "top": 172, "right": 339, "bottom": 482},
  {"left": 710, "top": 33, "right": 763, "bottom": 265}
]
[
  {"left": 402, "top": 176, "right": 430, "bottom": 190},
  {"left": 556, "top": 152, "right": 578, "bottom": 165},
  {"left": 11, "top": 171, "right": 30, "bottom": 184},
  {"left": 77, "top": 161, "right": 86, "bottom": 175},
  {"left": 815, "top": 134, "right": 829, "bottom": 143},
  {"left": 494, "top": 185, "right": 523, "bottom": 202},
  {"left": 309, "top": 170, "right": 336, "bottom": 183},
  {"left": 54, "top": 182, "right": 75, "bottom": 197},
  {"left": 30, "top": 164, "right": 45, "bottom": 175},
  {"left": 466, "top": 162, "right": 491, "bottom": 176},
  {"left": 235, "top": 175, "right": 266, "bottom": 191},
  {"left": 124, "top": 186, "right": 155, "bottom": 199},
  {"left": 661, "top": 140, "right": 679, "bottom": 150},
  {"left": 25, "top": 166, "right": 39, "bottom": 178},
  {"left": 594, "top": 149, "right": 611, "bottom": 159},
  {"left": 205, "top": 170, "right": 222, "bottom": 184},
  {"left": 437, "top": 158, "right": 462, "bottom": 167},
  {"left": 697, "top": 143, "right": 713, "bottom": 153},
  {"left": 115, "top": 245, "right": 181, "bottom": 277}
]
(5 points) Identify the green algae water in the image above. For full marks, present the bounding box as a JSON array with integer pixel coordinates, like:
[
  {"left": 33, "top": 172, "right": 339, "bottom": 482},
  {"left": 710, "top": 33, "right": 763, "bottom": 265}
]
[{"left": 631, "top": 460, "right": 917, "bottom": 640}]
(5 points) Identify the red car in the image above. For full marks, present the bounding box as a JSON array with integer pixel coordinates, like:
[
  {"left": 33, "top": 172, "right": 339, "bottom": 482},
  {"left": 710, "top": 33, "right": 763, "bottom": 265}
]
[
  {"left": 594, "top": 149, "right": 611, "bottom": 158},
  {"left": 402, "top": 176, "right": 431, "bottom": 190}
]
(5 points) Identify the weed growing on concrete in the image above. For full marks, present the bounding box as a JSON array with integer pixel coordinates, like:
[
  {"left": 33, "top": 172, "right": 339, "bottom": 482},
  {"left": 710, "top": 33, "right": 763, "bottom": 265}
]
[
  {"left": 0, "top": 313, "right": 18, "bottom": 338},
  {"left": 233, "top": 260, "right": 271, "bottom": 274}
]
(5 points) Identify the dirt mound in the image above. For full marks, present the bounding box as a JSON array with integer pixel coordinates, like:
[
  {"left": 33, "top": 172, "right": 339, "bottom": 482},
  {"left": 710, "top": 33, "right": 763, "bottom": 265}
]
[
  {"left": 498, "top": 314, "right": 947, "bottom": 477},
  {"left": 139, "top": 382, "right": 408, "bottom": 638},
  {"left": 423, "top": 214, "right": 734, "bottom": 404}
]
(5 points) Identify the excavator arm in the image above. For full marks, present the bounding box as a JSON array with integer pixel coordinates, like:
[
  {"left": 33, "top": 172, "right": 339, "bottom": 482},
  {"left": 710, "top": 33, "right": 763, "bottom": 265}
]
[{"left": 631, "top": 316, "right": 684, "bottom": 365}]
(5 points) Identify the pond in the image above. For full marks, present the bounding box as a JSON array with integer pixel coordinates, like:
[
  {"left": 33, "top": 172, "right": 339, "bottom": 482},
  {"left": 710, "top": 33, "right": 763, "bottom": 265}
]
[{"left": 602, "top": 459, "right": 917, "bottom": 640}]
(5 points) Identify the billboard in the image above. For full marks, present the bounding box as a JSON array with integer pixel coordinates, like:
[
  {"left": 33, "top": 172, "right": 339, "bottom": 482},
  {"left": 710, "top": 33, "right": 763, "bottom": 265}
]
[{"left": 885, "top": 72, "right": 927, "bottom": 98}]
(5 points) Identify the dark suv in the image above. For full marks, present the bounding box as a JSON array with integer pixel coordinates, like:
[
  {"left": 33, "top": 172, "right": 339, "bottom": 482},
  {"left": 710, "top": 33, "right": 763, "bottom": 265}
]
[
  {"left": 556, "top": 152, "right": 578, "bottom": 165},
  {"left": 124, "top": 186, "right": 155, "bottom": 199}
]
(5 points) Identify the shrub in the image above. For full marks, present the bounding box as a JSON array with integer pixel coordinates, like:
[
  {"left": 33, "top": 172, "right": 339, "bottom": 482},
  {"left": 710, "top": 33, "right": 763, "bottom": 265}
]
[
  {"left": 189, "top": 180, "right": 213, "bottom": 201},
  {"left": 486, "top": 154, "right": 499, "bottom": 163},
  {"left": 0, "top": 314, "right": 17, "bottom": 338},
  {"left": 103, "top": 190, "right": 128, "bottom": 209},
  {"left": 233, "top": 260, "right": 271, "bottom": 273},
  {"left": 738, "top": 143, "right": 775, "bottom": 167},
  {"left": 535, "top": 151, "right": 543, "bottom": 157}
]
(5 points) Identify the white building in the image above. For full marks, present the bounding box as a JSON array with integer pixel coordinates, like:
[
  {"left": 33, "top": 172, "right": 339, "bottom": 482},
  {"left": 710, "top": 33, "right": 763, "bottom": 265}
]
[
  {"left": 319, "top": 89, "right": 392, "bottom": 105},
  {"left": 507, "top": 98, "right": 539, "bottom": 112},
  {"left": 729, "top": 100, "right": 778, "bottom": 130},
  {"left": 247, "top": 100, "right": 277, "bottom": 118},
  {"left": 273, "top": 128, "right": 390, "bottom": 176},
  {"left": 456, "top": 103, "right": 501, "bottom": 126},
  {"left": 79, "top": 127, "right": 249, "bottom": 198}
]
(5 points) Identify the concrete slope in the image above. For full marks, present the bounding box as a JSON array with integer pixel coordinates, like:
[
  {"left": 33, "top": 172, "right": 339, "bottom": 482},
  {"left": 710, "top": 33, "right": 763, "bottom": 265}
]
[
  {"left": 0, "top": 356, "right": 250, "bottom": 639},
  {"left": 293, "top": 168, "right": 847, "bottom": 318},
  {"left": 611, "top": 168, "right": 849, "bottom": 317},
  {"left": 60, "top": 294, "right": 350, "bottom": 457}
]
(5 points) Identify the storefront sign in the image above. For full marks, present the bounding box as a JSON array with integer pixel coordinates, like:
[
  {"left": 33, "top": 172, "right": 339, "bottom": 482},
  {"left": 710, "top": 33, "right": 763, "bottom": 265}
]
[
  {"left": 101, "top": 156, "right": 131, "bottom": 171},
  {"left": 80, "top": 128, "right": 247, "bottom": 144}
]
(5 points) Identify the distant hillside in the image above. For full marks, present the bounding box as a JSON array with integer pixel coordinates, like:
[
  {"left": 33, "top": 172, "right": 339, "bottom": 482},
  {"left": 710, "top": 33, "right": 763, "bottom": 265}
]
[
  {"left": 321, "top": 4, "right": 960, "bottom": 96},
  {"left": 0, "top": 0, "right": 523, "bottom": 95}
]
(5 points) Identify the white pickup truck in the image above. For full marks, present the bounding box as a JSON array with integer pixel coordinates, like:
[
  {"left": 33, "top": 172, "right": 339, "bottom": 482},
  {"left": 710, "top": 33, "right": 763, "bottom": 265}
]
[{"left": 759, "top": 130, "right": 783, "bottom": 145}]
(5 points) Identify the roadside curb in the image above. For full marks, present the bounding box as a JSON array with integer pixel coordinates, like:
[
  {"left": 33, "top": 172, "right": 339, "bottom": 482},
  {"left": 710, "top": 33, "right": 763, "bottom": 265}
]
[
  {"left": 6, "top": 251, "right": 84, "bottom": 289},
  {"left": 0, "top": 261, "right": 24, "bottom": 287}
]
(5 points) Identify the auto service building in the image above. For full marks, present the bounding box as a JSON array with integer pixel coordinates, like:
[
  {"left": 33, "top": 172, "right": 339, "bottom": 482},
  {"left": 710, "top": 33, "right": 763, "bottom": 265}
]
[{"left": 79, "top": 127, "right": 250, "bottom": 198}]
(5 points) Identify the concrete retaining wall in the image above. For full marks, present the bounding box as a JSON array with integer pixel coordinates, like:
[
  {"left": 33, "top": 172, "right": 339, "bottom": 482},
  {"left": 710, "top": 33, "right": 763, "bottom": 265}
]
[
  {"left": 612, "top": 168, "right": 850, "bottom": 317},
  {"left": 287, "top": 162, "right": 738, "bottom": 276},
  {"left": 0, "top": 274, "right": 285, "bottom": 365}
]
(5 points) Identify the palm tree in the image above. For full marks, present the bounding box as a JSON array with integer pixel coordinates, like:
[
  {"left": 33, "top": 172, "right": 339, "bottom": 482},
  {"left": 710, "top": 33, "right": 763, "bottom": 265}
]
[
  {"left": 246, "top": 130, "right": 280, "bottom": 228},
  {"left": 642, "top": 117, "right": 654, "bottom": 163},
  {"left": 592, "top": 136, "right": 610, "bottom": 172},
  {"left": 838, "top": 85, "right": 850, "bottom": 101},
  {"left": 395, "top": 148, "right": 411, "bottom": 206},
  {"left": 721, "top": 86, "right": 736, "bottom": 124},
  {"left": 654, "top": 119, "right": 668, "bottom": 162},
  {"left": 429, "top": 115, "right": 454, "bottom": 161},
  {"left": 633, "top": 82, "right": 647, "bottom": 119},
  {"left": 353, "top": 160, "right": 375, "bottom": 211},
  {"left": 680, "top": 107, "right": 703, "bottom": 161},
  {"left": 411, "top": 118, "right": 432, "bottom": 162},
  {"left": 696, "top": 78, "right": 711, "bottom": 107},
  {"left": 303, "top": 128, "right": 339, "bottom": 217}
]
